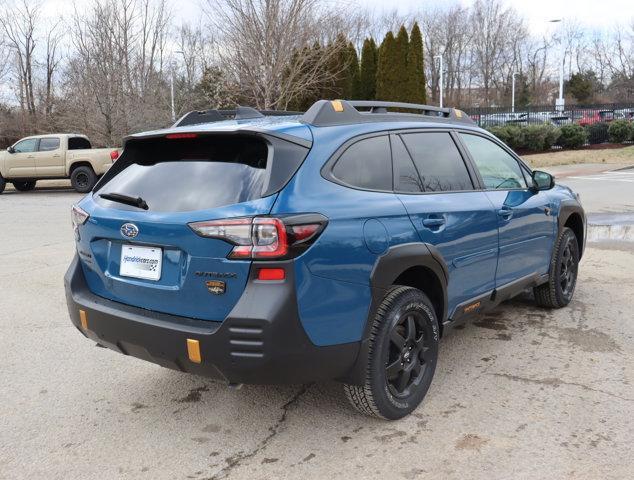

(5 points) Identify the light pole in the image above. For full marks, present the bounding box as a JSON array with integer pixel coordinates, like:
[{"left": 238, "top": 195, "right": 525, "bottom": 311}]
[
  {"left": 435, "top": 55, "right": 443, "bottom": 108},
  {"left": 549, "top": 19, "right": 565, "bottom": 112},
  {"left": 171, "top": 50, "right": 185, "bottom": 122},
  {"left": 511, "top": 71, "right": 519, "bottom": 113}
]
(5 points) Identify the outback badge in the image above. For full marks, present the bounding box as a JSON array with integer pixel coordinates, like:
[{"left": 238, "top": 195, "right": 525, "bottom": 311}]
[{"left": 205, "top": 280, "right": 226, "bottom": 295}]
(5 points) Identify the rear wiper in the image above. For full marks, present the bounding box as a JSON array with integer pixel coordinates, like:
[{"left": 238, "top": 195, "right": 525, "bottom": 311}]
[{"left": 99, "top": 192, "right": 149, "bottom": 210}]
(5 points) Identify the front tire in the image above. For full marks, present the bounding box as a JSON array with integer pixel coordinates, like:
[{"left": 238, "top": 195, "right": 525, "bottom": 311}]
[
  {"left": 0, "top": 175, "right": 5, "bottom": 194},
  {"left": 534, "top": 227, "right": 579, "bottom": 308},
  {"left": 70, "top": 166, "right": 97, "bottom": 193},
  {"left": 12, "top": 180, "right": 37, "bottom": 191},
  {"left": 344, "top": 286, "right": 439, "bottom": 420}
]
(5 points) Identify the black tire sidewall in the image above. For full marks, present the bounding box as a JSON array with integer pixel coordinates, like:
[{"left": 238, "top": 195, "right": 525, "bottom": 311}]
[
  {"left": 71, "top": 167, "right": 96, "bottom": 193},
  {"left": 369, "top": 288, "right": 439, "bottom": 420},
  {"left": 553, "top": 228, "right": 579, "bottom": 306},
  {"left": 12, "top": 180, "right": 36, "bottom": 191},
  {"left": 0, "top": 176, "right": 5, "bottom": 194}
]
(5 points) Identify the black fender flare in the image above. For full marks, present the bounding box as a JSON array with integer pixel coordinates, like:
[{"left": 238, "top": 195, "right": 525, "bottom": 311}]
[
  {"left": 558, "top": 200, "right": 586, "bottom": 258},
  {"left": 339, "top": 242, "right": 449, "bottom": 386}
]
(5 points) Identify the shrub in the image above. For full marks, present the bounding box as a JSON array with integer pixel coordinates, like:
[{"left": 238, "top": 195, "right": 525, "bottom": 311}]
[
  {"left": 586, "top": 122, "right": 609, "bottom": 144},
  {"left": 558, "top": 124, "right": 587, "bottom": 149},
  {"left": 608, "top": 119, "right": 634, "bottom": 143},
  {"left": 523, "top": 124, "right": 560, "bottom": 151},
  {"left": 487, "top": 125, "right": 525, "bottom": 150}
]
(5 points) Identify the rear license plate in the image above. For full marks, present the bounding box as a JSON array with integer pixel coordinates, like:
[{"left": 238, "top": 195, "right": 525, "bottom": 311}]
[{"left": 120, "top": 245, "right": 162, "bottom": 281}]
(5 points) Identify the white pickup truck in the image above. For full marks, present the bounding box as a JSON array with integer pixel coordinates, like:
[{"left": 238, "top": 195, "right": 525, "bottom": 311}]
[{"left": 0, "top": 134, "right": 120, "bottom": 194}]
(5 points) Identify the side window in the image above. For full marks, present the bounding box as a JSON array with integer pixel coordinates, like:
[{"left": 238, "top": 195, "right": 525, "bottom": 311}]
[
  {"left": 68, "top": 137, "right": 91, "bottom": 150},
  {"left": 331, "top": 136, "right": 392, "bottom": 191},
  {"left": 39, "top": 137, "right": 60, "bottom": 152},
  {"left": 460, "top": 133, "right": 528, "bottom": 190},
  {"left": 13, "top": 138, "right": 38, "bottom": 153},
  {"left": 400, "top": 132, "right": 474, "bottom": 192},
  {"left": 391, "top": 135, "right": 423, "bottom": 192}
]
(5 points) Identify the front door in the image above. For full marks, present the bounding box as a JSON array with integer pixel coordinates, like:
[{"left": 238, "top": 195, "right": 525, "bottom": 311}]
[
  {"left": 458, "top": 132, "right": 555, "bottom": 287},
  {"left": 5, "top": 138, "right": 38, "bottom": 178},
  {"left": 392, "top": 132, "right": 499, "bottom": 315}
]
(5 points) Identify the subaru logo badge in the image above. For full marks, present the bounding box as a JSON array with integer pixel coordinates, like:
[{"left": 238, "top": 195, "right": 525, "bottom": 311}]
[{"left": 120, "top": 223, "right": 139, "bottom": 238}]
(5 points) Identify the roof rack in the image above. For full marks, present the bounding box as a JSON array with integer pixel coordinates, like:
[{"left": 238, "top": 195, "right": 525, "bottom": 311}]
[
  {"left": 300, "top": 100, "right": 474, "bottom": 127},
  {"left": 173, "top": 106, "right": 301, "bottom": 128}
]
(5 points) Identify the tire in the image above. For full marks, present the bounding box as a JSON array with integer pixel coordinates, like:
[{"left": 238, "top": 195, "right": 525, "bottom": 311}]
[
  {"left": 344, "top": 286, "right": 439, "bottom": 420},
  {"left": 70, "top": 166, "right": 97, "bottom": 193},
  {"left": 533, "top": 227, "right": 579, "bottom": 308},
  {"left": 0, "top": 176, "right": 5, "bottom": 194},
  {"left": 12, "top": 180, "right": 37, "bottom": 191}
]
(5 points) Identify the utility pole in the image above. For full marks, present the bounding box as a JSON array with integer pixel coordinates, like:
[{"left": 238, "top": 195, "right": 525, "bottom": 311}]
[
  {"left": 435, "top": 55, "right": 443, "bottom": 108},
  {"left": 511, "top": 72, "right": 518, "bottom": 113},
  {"left": 549, "top": 19, "right": 565, "bottom": 112}
]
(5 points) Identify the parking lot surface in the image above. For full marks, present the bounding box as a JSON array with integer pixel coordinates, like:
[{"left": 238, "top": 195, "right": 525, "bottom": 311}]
[{"left": 2, "top": 182, "right": 634, "bottom": 480}]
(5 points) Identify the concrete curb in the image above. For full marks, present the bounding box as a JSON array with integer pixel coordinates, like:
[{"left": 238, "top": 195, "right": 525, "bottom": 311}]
[{"left": 587, "top": 213, "right": 634, "bottom": 243}]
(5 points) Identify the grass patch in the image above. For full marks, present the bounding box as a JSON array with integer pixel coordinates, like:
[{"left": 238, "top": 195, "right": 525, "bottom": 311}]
[{"left": 523, "top": 145, "right": 634, "bottom": 168}]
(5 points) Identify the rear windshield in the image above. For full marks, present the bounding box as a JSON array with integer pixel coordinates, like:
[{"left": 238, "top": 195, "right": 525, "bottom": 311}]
[{"left": 95, "top": 134, "right": 307, "bottom": 212}]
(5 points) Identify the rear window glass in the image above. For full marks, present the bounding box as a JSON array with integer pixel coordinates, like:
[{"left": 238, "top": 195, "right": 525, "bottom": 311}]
[
  {"left": 332, "top": 136, "right": 392, "bottom": 191},
  {"left": 96, "top": 135, "right": 279, "bottom": 212}
]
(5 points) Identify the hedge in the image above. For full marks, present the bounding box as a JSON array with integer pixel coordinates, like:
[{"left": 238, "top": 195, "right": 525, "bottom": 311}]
[
  {"left": 608, "top": 120, "right": 634, "bottom": 143},
  {"left": 487, "top": 124, "right": 559, "bottom": 152},
  {"left": 558, "top": 124, "right": 587, "bottom": 149}
]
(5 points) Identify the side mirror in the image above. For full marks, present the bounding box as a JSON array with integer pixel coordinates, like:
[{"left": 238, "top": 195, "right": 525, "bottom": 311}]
[
  {"left": 532, "top": 170, "right": 555, "bottom": 191},
  {"left": 7, "top": 146, "right": 15, "bottom": 154}
]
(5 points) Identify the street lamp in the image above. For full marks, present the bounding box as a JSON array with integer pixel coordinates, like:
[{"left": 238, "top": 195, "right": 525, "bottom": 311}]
[
  {"left": 434, "top": 55, "right": 443, "bottom": 108},
  {"left": 511, "top": 71, "right": 519, "bottom": 113},
  {"left": 549, "top": 18, "right": 565, "bottom": 112}
]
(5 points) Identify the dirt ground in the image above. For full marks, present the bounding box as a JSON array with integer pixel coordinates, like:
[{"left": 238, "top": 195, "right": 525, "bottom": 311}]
[{"left": 524, "top": 145, "right": 634, "bottom": 168}]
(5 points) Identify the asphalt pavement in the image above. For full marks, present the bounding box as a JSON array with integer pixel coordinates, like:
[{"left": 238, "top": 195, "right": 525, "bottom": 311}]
[{"left": 1, "top": 179, "right": 633, "bottom": 480}]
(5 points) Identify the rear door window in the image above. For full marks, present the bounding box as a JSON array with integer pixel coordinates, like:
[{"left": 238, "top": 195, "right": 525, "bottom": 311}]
[
  {"left": 331, "top": 136, "right": 392, "bottom": 191},
  {"left": 400, "top": 132, "right": 474, "bottom": 192},
  {"left": 39, "top": 137, "right": 60, "bottom": 151},
  {"left": 392, "top": 135, "right": 423, "bottom": 193},
  {"left": 96, "top": 135, "right": 306, "bottom": 213}
]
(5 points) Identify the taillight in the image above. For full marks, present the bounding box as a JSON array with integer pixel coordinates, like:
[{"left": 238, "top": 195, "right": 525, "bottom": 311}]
[
  {"left": 71, "top": 205, "right": 89, "bottom": 241},
  {"left": 110, "top": 150, "right": 119, "bottom": 161},
  {"left": 188, "top": 214, "right": 327, "bottom": 260}
]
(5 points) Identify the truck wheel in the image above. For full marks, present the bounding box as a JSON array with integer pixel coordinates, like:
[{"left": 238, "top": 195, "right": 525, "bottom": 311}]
[
  {"left": 534, "top": 227, "right": 579, "bottom": 308},
  {"left": 0, "top": 176, "right": 5, "bottom": 194},
  {"left": 71, "top": 166, "right": 97, "bottom": 193},
  {"left": 343, "top": 286, "right": 439, "bottom": 420},
  {"left": 12, "top": 180, "right": 37, "bottom": 191}
]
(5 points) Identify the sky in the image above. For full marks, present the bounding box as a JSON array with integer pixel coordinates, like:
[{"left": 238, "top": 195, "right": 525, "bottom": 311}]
[{"left": 39, "top": 0, "right": 634, "bottom": 34}]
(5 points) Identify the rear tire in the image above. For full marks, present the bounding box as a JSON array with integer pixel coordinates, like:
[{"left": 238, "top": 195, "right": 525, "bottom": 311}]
[
  {"left": 12, "top": 180, "right": 37, "bottom": 191},
  {"left": 70, "top": 166, "right": 97, "bottom": 193},
  {"left": 344, "top": 286, "right": 439, "bottom": 420},
  {"left": 534, "top": 227, "right": 579, "bottom": 308},
  {"left": 0, "top": 175, "right": 5, "bottom": 194}
]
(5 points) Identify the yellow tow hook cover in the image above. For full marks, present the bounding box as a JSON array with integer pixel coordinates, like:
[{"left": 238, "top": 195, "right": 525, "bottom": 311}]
[
  {"left": 187, "top": 339, "right": 202, "bottom": 364},
  {"left": 79, "top": 310, "right": 88, "bottom": 330}
]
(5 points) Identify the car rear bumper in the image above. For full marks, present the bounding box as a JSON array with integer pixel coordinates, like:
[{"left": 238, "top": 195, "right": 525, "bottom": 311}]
[{"left": 64, "top": 255, "right": 359, "bottom": 384}]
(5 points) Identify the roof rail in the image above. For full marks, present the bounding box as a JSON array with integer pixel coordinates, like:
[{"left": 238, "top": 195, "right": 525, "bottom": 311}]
[
  {"left": 300, "top": 99, "right": 474, "bottom": 127},
  {"left": 173, "top": 106, "right": 301, "bottom": 128}
]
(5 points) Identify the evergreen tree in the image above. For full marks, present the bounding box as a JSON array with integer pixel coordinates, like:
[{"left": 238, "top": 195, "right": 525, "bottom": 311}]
[
  {"left": 406, "top": 22, "right": 426, "bottom": 104},
  {"left": 394, "top": 26, "right": 409, "bottom": 102},
  {"left": 376, "top": 31, "right": 397, "bottom": 101},
  {"left": 343, "top": 42, "right": 360, "bottom": 99},
  {"left": 359, "top": 37, "right": 378, "bottom": 99}
]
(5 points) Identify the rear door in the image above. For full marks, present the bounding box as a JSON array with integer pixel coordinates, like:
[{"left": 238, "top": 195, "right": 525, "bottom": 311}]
[
  {"left": 35, "top": 136, "right": 64, "bottom": 176},
  {"left": 458, "top": 132, "right": 555, "bottom": 286},
  {"left": 5, "top": 138, "right": 38, "bottom": 177},
  {"left": 393, "top": 131, "right": 499, "bottom": 315},
  {"left": 77, "top": 133, "right": 309, "bottom": 321}
]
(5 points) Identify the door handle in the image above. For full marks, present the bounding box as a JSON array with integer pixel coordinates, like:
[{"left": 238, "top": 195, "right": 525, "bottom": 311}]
[
  {"left": 497, "top": 207, "right": 513, "bottom": 220},
  {"left": 422, "top": 217, "right": 446, "bottom": 228}
]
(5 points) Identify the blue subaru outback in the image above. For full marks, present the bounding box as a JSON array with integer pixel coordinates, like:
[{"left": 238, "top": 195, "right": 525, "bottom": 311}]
[{"left": 65, "top": 100, "right": 585, "bottom": 419}]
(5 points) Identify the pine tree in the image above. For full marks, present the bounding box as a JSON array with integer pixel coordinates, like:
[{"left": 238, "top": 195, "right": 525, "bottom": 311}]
[
  {"left": 394, "top": 26, "right": 410, "bottom": 102},
  {"left": 406, "top": 22, "right": 427, "bottom": 104},
  {"left": 359, "top": 37, "right": 378, "bottom": 100},
  {"left": 376, "top": 31, "right": 397, "bottom": 101}
]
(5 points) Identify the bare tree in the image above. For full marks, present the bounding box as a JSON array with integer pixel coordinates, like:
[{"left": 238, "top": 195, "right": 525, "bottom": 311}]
[{"left": 205, "top": 0, "right": 347, "bottom": 109}]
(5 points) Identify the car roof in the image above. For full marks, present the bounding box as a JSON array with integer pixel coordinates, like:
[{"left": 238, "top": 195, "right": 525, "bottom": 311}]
[{"left": 126, "top": 100, "right": 483, "bottom": 148}]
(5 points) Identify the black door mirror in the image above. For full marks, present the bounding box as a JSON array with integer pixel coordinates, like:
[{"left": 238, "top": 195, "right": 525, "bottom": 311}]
[
  {"left": 7, "top": 146, "right": 15, "bottom": 154},
  {"left": 532, "top": 170, "right": 555, "bottom": 191}
]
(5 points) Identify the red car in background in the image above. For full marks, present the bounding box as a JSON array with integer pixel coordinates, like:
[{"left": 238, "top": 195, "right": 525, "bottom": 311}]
[{"left": 577, "top": 109, "right": 616, "bottom": 126}]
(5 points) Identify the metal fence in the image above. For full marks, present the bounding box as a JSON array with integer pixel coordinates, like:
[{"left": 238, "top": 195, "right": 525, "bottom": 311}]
[{"left": 465, "top": 102, "right": 634, "bottom": 145}]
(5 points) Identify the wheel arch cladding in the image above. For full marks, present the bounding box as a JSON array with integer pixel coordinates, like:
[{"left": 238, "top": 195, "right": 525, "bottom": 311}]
[
  {"left": 341, "top": 243, "right": 448, "bottom": 386},
  {"left": 70, "top": 161, "right": 94, "bottom": 174},
  {"left": 558, "top": 201, "right": 586, "bottom": 259}
]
